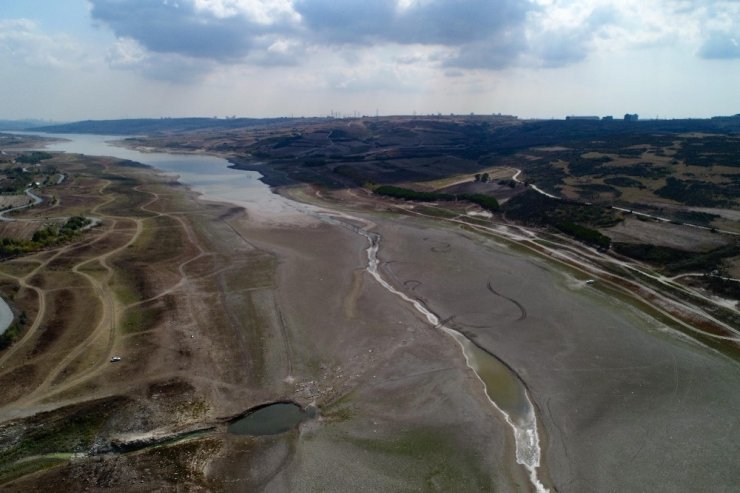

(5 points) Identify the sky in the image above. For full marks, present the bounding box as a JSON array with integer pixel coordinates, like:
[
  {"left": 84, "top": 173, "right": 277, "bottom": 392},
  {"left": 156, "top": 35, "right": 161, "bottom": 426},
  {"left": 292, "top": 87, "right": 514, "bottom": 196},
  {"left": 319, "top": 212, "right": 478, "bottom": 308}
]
[{"left": 1, "top": 0, "right": 739, "bottom": 121}]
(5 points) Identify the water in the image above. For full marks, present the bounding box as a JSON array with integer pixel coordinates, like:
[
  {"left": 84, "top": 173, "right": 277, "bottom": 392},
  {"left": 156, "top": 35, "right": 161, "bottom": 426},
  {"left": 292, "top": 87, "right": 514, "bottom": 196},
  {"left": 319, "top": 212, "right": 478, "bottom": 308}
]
[
  {"left": 13, "top": 132, "right": 292, "bottom": 217},
  {"left": 228, "top": 402, "right": 312, "bottom": 436},
  {"left": 0, "top": 297, "right": 13, "bottom": 336}
]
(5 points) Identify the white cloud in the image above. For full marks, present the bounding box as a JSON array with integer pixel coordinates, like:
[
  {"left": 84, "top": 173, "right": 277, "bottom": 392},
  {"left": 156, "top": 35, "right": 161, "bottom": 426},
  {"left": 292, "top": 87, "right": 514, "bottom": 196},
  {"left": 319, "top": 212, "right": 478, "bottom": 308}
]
[
  {"left": 0, "top": 19, "right": 90, "bottom": 69},
  {"left": 193, "top": 0, "right": 300, "bottom": 24}
]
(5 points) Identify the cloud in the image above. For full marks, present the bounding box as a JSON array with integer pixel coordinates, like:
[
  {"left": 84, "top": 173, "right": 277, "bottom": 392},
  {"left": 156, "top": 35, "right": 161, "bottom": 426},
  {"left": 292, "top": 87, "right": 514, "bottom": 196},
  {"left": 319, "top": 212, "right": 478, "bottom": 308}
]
[
  {"left": 106, "top": 37, "right": 217, "bottom": 82},
  {"left": 294, "top": 0, "right": 533, "bottom": 47},
  {"left": 88, "top": 0, "right": 740, "bottom": 84},
  {"left": 193, "top": 0, "right": 298, "bottom": 23},
  {"left": 293, "top": 0, "right": 537, "bottom": 70},
  {"left": 443, "top": 34, "right": 527, "bottom": 70},
  {"left": 699, "top": 31, "right": 740, "bottom": 58},
  {"left": 90, "top": 0, "right": 541, "bottom": 77},
  {"left": 0, "top": 19, "right": 89, "bottom": 69},
  {"left": 90, "top": 0, "right": 281, "bottom": 61},
  {"left": 293, "top": 0, "right": 397, "bottom": 44},
  {"left": 688, "top": 0, "right": 740, "bottom": 59},
  {"left": 530, "top": 5, "right": 619, "bottom": 68}
]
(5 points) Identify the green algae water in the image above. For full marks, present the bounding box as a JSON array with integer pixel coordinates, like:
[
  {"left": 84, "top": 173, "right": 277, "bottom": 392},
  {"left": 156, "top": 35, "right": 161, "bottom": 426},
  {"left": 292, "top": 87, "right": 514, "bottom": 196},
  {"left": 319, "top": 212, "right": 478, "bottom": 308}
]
[{"left": 228, "top": 403, "right": 312, "bottom": 436}]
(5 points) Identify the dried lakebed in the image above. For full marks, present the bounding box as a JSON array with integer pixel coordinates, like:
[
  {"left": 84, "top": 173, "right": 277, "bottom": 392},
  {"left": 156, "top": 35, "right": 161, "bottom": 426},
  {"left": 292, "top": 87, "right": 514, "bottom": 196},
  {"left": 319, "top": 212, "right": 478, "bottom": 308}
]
[
  {"left": 28, "top": 132, "right": 549, "bottom": 489},
  {"left": 18, "top": 132, "right": 740, "bottom": 492}
]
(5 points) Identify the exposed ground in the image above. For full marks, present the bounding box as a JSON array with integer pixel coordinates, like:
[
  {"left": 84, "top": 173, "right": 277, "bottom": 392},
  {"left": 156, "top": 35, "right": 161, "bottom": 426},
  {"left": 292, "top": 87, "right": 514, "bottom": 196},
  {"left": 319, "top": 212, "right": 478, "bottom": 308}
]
[
  {"left": 0, "top": 140, "right": 523, "bottom": 491},
  {"left": 1, "top": 122, "right": 739, "bottom": 492}
]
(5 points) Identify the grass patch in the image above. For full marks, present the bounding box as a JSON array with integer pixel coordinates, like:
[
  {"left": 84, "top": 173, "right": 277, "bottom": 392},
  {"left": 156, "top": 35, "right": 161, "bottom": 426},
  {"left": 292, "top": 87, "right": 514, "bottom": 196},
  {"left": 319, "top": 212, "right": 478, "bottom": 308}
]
[
  {"left": 0, "top": 457, "right": 68, "bottom": 485},
  {"left": 346, "top": 428, "right": 492, "bottom": 490},
  {"left": 120, "top": 298, "right": 169, "bottom": 334},
  {"left": 0, "top": 397, "right": 129, "bottom": 483},
  {"left": 109, "top": 265, "right": 149, "bottom": 305}
]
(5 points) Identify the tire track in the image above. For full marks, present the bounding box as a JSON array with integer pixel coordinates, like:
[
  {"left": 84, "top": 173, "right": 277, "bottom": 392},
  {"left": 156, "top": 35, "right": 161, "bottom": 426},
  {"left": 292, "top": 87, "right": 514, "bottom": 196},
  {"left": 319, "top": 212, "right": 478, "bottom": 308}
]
[{"left": 487, "top": 281, "right": 527, "bottom": 321}]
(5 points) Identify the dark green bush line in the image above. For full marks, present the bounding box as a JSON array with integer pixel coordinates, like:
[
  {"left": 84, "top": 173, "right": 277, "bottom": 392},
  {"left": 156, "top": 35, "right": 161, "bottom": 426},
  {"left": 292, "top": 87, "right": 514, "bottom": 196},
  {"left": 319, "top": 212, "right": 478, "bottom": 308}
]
[
  {"left": 604, "top": 176, "right": 646, "bottom": 189},
  {"left": 613, "top": 242, "right": 740, "bottom": 274},
  {"left": 0, "top": 216, "right": 91, "bottom": 258},
  {"left": 655, "top": 177, "right": 738, "bottom": 207},
  {"left": 702, "top": 276, "right": 740, "bottom": 300},
  {"left": 462, "top": 193, "right": 500, "bottom": 212},
  {"left": 374, "top": 186, "right": 499, "bottom": 211},
  {"left": 0, "top": 311, "right": 27, "bottom": 350},
  {"left": 375, "top": 185, "right": 455, "bottom": 202},
  {"left": 16, "top": 152, "right": 53, "bottom": 165},
  {"left": 555, "top": 221, "right": 611, "bottom": 249},
  {"left": 504, "top": 190, "right": 616, "bottom": 248},
  {"left": 505, "top": 189, "right": 621, "bottom": 227}
]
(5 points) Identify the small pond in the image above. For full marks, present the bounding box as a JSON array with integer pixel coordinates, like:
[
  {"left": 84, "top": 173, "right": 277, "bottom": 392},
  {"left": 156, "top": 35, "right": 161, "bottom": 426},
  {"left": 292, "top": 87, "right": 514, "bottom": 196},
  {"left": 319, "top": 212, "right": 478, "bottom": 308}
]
[
  {"left": 0, "top": 297, "right": 13, "bottom": 336},
  {"left": 228, "top": 402, "right": 314, "bottom": 436}
]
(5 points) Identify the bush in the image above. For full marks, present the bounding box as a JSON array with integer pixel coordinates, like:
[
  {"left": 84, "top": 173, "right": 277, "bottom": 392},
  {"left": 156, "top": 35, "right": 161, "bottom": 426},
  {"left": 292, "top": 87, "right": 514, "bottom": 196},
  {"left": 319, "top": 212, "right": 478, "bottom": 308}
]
[
  {"left": 555, "top": 221, "right": 611, "bottom": 249},
  {"left": 374, "top": 186, "right": 499, "bottom": 211},
  {"left": 460, "top": 193, "right": 499, "bottom": 212},
  {"left": 374, "top": 185, "right": 455, "bottom": 202}
]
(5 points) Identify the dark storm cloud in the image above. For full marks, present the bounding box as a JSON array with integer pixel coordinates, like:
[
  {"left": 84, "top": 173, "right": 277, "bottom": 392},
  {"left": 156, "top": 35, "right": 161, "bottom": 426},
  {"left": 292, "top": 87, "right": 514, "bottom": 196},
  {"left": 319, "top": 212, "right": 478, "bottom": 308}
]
[
  {"left": 90, "top": 0, "right": 260, "bottom": 60},
  {"left": 294, "top": 0, "right": 533, "bottom": 47},
  {"left": 292, "top": 0, "right": 398, "bottom": 43},
  {"left": 294, "top": 0, "right": 535, "bottom": 69}
]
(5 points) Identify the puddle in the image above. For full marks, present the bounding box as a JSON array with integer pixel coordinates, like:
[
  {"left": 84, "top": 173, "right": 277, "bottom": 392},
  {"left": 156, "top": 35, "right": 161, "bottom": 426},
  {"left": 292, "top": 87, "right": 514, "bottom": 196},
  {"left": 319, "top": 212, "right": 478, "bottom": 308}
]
[
  {"left": 228, "top": 402, "right": 314, "bottom": 436},
  {"left": 0, "top": 297, "right": 12, "bottom": 336}
]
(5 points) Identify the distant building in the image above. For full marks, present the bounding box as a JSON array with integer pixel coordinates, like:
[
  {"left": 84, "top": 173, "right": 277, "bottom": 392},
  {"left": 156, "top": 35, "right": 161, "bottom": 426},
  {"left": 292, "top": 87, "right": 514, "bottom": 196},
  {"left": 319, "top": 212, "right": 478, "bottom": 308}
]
[
  {"left": 624, "top": 113, "right": 639, "bottom": 121},
  {"left": 566, "top": 115, "right": 600, "bottom": 120},
  {"left": 602, "top": 115, "right": 613, "bottom": 120}
]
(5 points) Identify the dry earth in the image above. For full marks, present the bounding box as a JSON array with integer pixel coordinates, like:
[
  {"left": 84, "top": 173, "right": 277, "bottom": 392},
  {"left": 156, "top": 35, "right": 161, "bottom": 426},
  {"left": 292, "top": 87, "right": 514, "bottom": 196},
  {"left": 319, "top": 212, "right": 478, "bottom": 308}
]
[
  {"left": 0, "top": 151, "right": 525, "bottom": 491},
  {"left": 0, "top": 139, "right": 738, "bottom": 492}
]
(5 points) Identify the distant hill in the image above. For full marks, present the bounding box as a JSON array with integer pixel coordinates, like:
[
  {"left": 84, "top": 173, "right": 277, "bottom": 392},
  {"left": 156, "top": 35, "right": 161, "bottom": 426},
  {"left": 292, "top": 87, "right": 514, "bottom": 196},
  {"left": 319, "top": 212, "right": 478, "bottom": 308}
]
[
  {"left": 34, "top": 117, "right": 322, "bottom": 135},
  {"left": 0, "top": 119, "right": 58, "bottom": 131}
]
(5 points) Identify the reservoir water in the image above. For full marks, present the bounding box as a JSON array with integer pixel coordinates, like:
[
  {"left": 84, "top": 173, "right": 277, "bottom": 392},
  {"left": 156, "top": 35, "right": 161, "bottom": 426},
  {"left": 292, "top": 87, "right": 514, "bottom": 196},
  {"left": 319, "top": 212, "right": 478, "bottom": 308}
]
[{"left": 18, "top": 133, "right": 293, "bottom": 218}]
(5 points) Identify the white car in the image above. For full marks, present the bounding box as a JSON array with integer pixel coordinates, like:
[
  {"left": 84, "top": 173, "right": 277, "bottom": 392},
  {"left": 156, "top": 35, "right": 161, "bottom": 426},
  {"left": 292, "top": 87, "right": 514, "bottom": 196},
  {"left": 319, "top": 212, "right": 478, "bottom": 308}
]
[
  {"left": 585, "top": 279, "right": 595, "bottom": 285},
  {"left": 110, "top": 356, "right": 122, "bottom": 362}
]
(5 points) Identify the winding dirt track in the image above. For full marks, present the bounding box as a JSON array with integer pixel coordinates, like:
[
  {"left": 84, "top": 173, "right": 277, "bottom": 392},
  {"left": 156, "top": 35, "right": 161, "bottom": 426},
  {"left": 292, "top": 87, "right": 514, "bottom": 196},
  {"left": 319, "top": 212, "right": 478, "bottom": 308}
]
[{"left": 0, "top": 163, "right": 249, "bottom": 406}]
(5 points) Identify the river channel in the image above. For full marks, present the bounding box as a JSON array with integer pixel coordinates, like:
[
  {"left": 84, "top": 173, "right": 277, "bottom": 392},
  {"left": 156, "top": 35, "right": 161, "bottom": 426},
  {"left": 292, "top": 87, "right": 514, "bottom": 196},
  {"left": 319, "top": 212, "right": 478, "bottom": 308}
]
[{"left": 21, "top": 132, "right": 548, "bottom": 491}]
